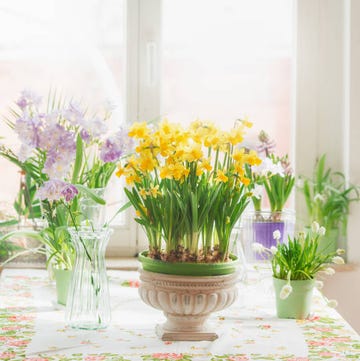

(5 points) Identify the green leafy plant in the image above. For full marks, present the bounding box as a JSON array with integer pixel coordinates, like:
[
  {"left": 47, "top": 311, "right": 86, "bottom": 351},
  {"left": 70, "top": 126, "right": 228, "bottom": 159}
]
[
  {"left": 117, "top": 119, "right": 261, "bottom": 262},
  {"left": 0, "top": 90, "right": 130, "bottom": 269},
  {"left": 299, "top": 154, "right": 360, "bottom": 234},
  {"left": 249, "top": 130, "right": 295, "bottom": 221},
  {"left": 254, "top": 222, "right": 345, "bottom": 299}
]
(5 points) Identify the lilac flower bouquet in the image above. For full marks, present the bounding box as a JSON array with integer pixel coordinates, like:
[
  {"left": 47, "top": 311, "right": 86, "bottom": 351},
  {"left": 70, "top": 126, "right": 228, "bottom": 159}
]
[{"left": 0, "top": 90, "right": 131, "bottom": 269}]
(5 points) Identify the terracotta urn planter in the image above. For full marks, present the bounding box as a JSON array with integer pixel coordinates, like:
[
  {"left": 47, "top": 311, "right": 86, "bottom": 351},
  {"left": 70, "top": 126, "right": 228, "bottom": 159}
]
[{"left": 138, "top": 254, "right": 239, "bottom": 341}]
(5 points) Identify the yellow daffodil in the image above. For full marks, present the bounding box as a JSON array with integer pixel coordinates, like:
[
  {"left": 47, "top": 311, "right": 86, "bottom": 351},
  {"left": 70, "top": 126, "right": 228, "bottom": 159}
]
[
  {"left": 215, "top": 170, "right": 228, "bottom": 183},
  {"left": 129, "top": 122, "right": 150, "bottom": 139},
  {"left": 139, "top": 188, "right": 148, "bottom": 199},
  {"left": 149, "top": 185, "right": 161, "bottom": 198}
]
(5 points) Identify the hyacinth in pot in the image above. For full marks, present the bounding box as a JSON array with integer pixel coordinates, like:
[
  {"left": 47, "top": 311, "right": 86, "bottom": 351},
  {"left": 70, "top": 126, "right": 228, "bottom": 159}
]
[
  {"left": 254, "top": 222, "right": 344, "bottom": 319},
  {"left": 116, "top": 118, "right": 261, "bottom": 340},
  {"left": 243, "top": 130, "right": 295, "bottom": 260},
  {"left": 0, "top": 89, "right": 131, "bottom": 311}
]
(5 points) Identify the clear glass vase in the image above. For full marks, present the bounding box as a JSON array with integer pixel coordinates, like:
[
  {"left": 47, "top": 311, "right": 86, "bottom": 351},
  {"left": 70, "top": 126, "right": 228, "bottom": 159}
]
[
  {"left": 65, "top": 226, "right": 112, "bottom": 330},
  {"left": 80, "top": 187, "right": 106, "bottom": 229}
]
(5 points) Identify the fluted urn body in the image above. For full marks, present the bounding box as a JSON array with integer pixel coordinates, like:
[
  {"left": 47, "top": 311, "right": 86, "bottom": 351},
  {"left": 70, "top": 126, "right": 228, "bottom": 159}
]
[{"left": 138, "top": 269, "right": 239, "bottom": 341}]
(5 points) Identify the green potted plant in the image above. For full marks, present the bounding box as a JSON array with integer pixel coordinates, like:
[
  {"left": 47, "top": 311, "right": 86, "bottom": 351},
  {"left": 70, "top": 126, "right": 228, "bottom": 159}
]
[
  {"left": 299, "top": 154, "right": 360, "bottom": 254},
  {"left": 254, "top": 221, "right": 344, "bottom": 319},
  {"left": 244, "top": 130, "right": 295, "bottom": 259},
  {"left": 0, "top": 89, "right": 130, "bottom": 306},
  {"left": 116, "top": 118, "right": 261, "bottom": 340}
]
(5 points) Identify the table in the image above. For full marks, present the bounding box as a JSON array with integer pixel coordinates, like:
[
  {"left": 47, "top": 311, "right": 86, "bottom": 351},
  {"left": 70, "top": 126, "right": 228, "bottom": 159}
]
[{"left": 0, "top": 268, "right": 359, "bottom": 361}]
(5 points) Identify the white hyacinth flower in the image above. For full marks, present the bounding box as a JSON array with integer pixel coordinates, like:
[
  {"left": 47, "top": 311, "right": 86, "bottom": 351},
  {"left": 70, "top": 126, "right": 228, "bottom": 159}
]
[
  {"left": 336, "top": 248, "right": 346, "bottom": 255},
  {"left": 273, "top": 230, "right": 281, "bottom": 241},
  {"left": 252, "top": 242, "right": 265, "bottom": 254},
  {"left": 327, "top": 299, "right": 338, "bottom": 308},
  {"left": 311, "top": 221, "right": 320, "bottom": 233},
  {"left": 280, "top": 284, "right": 293, "bottom": 300},
  {"left": 315, "top": 280, "right": 324, "bottom": 290},
  {"left": 332, "top": 256, "right": 345, "bottom": 265},
  {"left": 270, "top": 246, "right": 278, "bottom": 255},
  {"left": 318, "top": 226, "right": 326, "bottom": 236}
]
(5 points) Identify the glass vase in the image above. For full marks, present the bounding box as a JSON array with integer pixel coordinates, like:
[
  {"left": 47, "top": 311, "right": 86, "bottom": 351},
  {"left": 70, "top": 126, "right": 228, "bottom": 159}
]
[
  {"left": 240, "top": 209, "right": 295, "bottom": 262},
  {"left": 65, "top": 226, "right": 112, "bottom": 330},
  {"left": 80, "top": 187, "right": 106, "bottom": 229}
]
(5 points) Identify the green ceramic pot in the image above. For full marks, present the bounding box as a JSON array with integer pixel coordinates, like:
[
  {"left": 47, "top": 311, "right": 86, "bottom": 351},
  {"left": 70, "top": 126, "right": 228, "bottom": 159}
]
[
  {"left": 273, "top": 277, "right": 315, "bottom": 319},
  {"left": 53, "top": 268, "right": 72, "bottom": 306},
  {"left": 138, "top": 251, "right": 239, "bottom": 276}
]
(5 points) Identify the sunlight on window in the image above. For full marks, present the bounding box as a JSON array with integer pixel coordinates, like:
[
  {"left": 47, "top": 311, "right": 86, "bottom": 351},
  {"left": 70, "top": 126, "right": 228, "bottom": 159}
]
[
  {"left": 161, "top": 0, "right": 293, "bottom": 156},
  {"left": 0, "top": 0, "right": 126, "bottom": 223}
]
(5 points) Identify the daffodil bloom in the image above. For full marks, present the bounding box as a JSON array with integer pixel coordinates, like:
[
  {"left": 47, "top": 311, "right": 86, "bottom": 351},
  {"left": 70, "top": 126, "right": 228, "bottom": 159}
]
[
  {"left": 215, "top": 170, "right": 228, "bottom": 183},
  {"left": 128, "top": 122, "right": 150, "bottom": 138},
  {"left": 149, "top": 185, "right": 161, "bottom": 198},
  {"left": 139, "top": 188, "right": 147, "bottom": 199}
]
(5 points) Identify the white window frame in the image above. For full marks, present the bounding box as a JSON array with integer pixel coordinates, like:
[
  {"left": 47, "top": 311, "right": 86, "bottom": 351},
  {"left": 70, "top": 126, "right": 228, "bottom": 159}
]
[{"left": 295, "top": 0, "right": 360, "bottom": 263}]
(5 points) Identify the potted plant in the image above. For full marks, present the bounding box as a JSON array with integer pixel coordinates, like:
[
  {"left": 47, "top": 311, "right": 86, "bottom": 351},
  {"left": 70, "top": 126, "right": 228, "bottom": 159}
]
[
  {"left": 298, "top": 154, "right": 360, "bottom": 254},
  {"left": 254, "top": 221, "right": 344, "bottom": 319},
  {"left": 116, "top": 118, "right": 261, "bottom": 340},
  {"left": 242, "top": 130, "right": 295, "bottom": 260},
  {"left": 0, "top": 89, "right": 130, "bottom": 306}
]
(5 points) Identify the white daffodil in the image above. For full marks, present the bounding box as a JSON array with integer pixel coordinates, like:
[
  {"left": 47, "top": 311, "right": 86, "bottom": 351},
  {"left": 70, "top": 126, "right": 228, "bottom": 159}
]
[
  {"left": 280, "top": 284, "right": 293, "bottom": 300},
  {"left": 327, "top": 299, "right": 338, "bottom": 308},
  {"left": 252, "top": 242, "right": 265, "bottom": 254},
  {"left": 336, "top": 248, "right": 346, "bottom": 255},
  {"left": 315, "top": 280, "right": 324, "bottom": 290},
  {"left": 273, "top": 230, "right": 281, "bottom": 241},
  {"left": 332, "top": 256, "right": 345, "bottom": 265},
  {"left": 311, "top": 221, "right": 320, "bottom": 233},
  {"left": 318, "top": 226, "right": 326, "bottom": 236}
]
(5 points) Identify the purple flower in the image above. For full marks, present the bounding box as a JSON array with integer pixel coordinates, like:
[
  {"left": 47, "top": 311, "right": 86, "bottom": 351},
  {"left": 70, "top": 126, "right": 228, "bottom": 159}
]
[
  {"left": 63, "top": 101, "right": 85, "bottom": 126},
  {"left": 14, "top": 114, "right": 43, "bottom": 150},
  {"left": 85, "top": 116, "right": 108, "bottom": 137},
  {"left": 61, "top": 183, "right": 79, "bottom": 202},
  {"left": 99, "top": 129, "right": 128, "bottom": 163},
  {"left": 80, "top": 128, "right": 90, "bottom": 143},
  {"left": 37, "top": 180, "right": 78, "bottom": 202},
  {"left": 16, "top": 89, "right": 42, "bottom": 110}
]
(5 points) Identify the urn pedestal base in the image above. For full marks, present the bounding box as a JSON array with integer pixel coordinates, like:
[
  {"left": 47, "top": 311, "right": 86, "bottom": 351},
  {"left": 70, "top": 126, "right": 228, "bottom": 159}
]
[{"left": 139, "top": 269, "right": 239, "bottom": 341}]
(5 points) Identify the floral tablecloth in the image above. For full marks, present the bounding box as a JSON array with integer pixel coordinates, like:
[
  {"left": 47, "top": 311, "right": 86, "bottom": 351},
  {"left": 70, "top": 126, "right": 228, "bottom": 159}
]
[{"left": 0, "top": 268, "right": 359, "bottom": 361}]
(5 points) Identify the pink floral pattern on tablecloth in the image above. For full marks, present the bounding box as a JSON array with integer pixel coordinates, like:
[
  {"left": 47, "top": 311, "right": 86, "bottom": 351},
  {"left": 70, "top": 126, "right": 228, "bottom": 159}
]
[{"left": 0, "top": 270, "right": 359, "bottom": 361}]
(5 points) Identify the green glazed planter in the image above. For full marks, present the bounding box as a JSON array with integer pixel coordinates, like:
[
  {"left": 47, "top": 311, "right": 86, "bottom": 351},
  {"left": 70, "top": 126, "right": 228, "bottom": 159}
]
[
  {"left": 53, "top": 268, "right": 73, "bottom": 306},
  {"left": 138, "top": 251, "right": 239, "bottom": 276},
  {"left": 273, "top": 277, "right": 315, "bottom": 319}
]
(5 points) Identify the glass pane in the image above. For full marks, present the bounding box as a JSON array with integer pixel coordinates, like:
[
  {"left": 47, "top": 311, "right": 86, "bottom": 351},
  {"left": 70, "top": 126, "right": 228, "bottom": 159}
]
[
  {"left": 161, "top": 0, "right": 293, "bottom": 156},
  {"left": 0, "top": 0, "right": 126, "bottom": 224}
]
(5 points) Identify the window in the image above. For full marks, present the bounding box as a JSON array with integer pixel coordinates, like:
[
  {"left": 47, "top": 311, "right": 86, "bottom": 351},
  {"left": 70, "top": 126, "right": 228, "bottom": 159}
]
[{"left": 0, "top": 0, "right": 294, "bottom": 256}]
